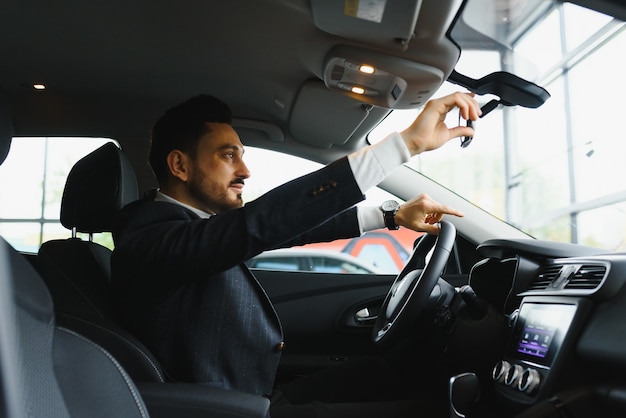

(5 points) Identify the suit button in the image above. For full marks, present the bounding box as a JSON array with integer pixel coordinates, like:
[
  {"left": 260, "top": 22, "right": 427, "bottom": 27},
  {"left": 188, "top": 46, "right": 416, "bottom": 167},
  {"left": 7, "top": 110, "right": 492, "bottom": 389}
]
[{"left": 274, "top": 342, "right": 286, "bottom": 352}]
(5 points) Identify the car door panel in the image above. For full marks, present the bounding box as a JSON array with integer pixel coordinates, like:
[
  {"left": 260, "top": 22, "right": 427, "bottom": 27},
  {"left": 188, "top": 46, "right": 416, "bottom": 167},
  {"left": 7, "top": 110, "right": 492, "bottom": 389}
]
[
  {"left": 255, "top": 268, "right": 470, "bottom": 380},
  {"left": 255, "top": 269, "right": 393, "bottom": 379}
]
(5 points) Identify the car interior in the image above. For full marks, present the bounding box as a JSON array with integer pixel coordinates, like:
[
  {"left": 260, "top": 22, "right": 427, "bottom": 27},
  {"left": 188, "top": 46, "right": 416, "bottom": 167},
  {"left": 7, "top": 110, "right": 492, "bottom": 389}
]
[{"left": 2, "top": 0, "right": 626, "bottom": 417}]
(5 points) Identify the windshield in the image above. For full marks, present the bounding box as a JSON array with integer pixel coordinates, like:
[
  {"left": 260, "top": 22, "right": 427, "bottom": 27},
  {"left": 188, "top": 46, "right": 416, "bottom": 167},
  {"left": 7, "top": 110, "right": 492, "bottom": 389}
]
[{"left": 370, "top": 1, "right": 626, "bottom": 252}]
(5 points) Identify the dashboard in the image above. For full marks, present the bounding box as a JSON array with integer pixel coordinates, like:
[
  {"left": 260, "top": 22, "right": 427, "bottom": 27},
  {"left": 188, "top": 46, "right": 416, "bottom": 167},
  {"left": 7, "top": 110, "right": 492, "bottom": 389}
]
[
  {"left": 494, "top": 299, "right": 586, "bottom": 402},
  {"left": 461, "top": 239, "right": 626, "bottom": 417}
]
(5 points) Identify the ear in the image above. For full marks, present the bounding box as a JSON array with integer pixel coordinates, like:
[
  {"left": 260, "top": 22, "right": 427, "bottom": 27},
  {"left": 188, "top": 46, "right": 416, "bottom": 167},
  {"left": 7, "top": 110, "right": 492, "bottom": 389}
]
[{"left": 166, "top": 149, "right": 190, "bottom": 182}]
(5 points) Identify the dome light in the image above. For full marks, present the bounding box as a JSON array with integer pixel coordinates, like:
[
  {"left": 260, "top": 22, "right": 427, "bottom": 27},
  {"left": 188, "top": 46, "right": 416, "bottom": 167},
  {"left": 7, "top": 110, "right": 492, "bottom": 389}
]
[
  {"left": 351, "top": 86, "right": 365, "bottom": 95},
  {"left": 359, "top": 65, "right": 375, "bottom": 74}
]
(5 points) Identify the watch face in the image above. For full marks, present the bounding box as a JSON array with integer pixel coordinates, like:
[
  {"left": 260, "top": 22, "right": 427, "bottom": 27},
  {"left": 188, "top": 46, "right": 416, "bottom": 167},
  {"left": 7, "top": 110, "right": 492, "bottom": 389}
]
[{"left": 382, "top": 200, "right": 399, "bottom": 212}]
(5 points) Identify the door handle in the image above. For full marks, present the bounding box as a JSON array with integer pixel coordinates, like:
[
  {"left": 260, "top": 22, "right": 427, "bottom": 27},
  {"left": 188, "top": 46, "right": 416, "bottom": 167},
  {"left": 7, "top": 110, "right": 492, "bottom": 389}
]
[{"left": 355, "top": 307, "right": 378, "bottom": 323}]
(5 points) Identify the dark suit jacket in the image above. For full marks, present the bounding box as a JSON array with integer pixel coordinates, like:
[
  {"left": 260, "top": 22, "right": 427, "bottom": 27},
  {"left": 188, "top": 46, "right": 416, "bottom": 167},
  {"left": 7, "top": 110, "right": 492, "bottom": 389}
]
[{"left": 111, "top": 157, "right": 365, "bottom": 396}]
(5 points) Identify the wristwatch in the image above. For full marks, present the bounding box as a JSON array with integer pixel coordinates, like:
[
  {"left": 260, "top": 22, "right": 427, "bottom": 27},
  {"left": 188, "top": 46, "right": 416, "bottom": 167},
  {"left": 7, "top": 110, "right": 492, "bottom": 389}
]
[{"left": 380, "top": 200, "right": 400, "bottom": 230}]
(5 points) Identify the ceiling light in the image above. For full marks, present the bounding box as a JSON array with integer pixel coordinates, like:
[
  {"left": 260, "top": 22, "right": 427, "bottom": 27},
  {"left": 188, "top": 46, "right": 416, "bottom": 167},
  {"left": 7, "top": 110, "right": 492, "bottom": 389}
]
[
  {"left": 351, "top": 86, "right": 366, "bottom": 95},
  {"left": 323, "top": 45, "right": 445, "bottom": 109},
  {"left": 33, "top": 84, "right": 46, "bottom": 90}
]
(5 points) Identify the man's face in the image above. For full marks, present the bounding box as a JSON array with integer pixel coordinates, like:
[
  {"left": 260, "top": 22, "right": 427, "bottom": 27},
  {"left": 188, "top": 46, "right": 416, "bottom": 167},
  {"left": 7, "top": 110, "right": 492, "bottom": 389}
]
[{"left": 185, "top": 122, "right": 251, "bottom": 214}]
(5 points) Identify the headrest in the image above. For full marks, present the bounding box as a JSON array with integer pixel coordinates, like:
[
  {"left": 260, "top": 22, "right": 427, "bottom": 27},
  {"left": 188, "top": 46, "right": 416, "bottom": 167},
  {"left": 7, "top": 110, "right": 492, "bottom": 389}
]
[
  {"left": 0, "top": 93, "right": 13, "bottom": 166},
  {"left": 60, "top": 142, "right": 139, "bottom": 233}
]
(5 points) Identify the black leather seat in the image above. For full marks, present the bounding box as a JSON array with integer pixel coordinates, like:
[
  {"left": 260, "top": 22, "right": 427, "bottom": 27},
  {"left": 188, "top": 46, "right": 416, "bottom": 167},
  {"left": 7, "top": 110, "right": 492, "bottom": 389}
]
[
  {"left": 0, "top": 95, "right": 270, "bottom": 418},
  {"left": 0, "top": 237, "right": 152, "bottom": 417},
  {"left": 36, "top": 141, "right": 167, "bottom": 383},
  {"left": 0, "top": 95, "right": 149, "bottom": 417}
]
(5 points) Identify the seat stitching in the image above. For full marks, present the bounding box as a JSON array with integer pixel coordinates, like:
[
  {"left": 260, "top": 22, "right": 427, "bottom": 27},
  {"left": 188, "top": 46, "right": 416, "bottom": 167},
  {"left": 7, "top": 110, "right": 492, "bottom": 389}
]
[
  {"left": 60, "top": 315, "right": 165, "bottom": 382},
  {"left": 57, "top": 327, "right": 151, "bottom": 418}
]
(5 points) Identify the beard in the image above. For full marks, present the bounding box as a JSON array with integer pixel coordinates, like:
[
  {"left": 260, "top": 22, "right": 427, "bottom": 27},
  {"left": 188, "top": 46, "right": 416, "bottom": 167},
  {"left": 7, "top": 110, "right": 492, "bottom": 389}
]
[{"left": 188, "top": 170, "right": 244, "bottom": 214}]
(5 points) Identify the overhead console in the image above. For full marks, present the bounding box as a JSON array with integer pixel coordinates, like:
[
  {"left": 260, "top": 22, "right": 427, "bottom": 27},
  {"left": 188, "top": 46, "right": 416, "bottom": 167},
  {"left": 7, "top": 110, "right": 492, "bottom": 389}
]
[
  {"left": 310, "top": 0, "right": 465, "bottom": 108},
  {"left": 322, "top": 45, "right": 445, "bottom": 108}
]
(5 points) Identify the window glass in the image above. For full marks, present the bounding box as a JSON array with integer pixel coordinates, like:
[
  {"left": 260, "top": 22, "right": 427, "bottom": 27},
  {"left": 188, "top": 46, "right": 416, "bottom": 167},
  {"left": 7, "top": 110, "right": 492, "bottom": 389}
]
[
  {"left": 354, "top": 244, "right": 398, "bottom": 273},
  {"left": 0, "top": 223, "right": 43, "bottom": 253},
  {"left": 367, "top": 2, "right": 626, "bottom": 252},
  {"left": 0, "top": 138, "right": 45, "bottom": 219},
  {"left": 510, "top": 8, "right": 626, "bottom": 245},
  {"left": 568, "top": 33, "right": 626, "bottom": 201},
  {"left": 242, "top": 148, "right": 321, "bottom": 202},
  {"left": 243, "top": 147, "right": 420, "bottom": 274},
  {"left": 309, "top": 256, "right": 373, "bottom": 274},
  {"left": 563, "top": 3, "right": 613, "bottom": 52},
  {"left": 456, "top": 50, "right": 502, "bottom": 80},
  {"left": 514, "top": 78, "right": 569, "bottom": 221},
  {"left": 514, "top": 9, "right": 562, "bottom": 77},
  {"left": 577, "top": 204, "right": 626, "bottom": 251},
  {"left": 250, "top": 257, "right": 301, "bottom": 271},
  {"left": 0, "top": 137, "right": 117, "bottom": 252}
]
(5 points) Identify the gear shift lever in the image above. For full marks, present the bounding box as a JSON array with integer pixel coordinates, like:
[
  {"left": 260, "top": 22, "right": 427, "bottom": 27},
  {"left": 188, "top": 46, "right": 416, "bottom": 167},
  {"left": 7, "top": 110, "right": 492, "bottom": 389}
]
[{"left": 449, "top": 372, "right": 481, "bottom": 418}]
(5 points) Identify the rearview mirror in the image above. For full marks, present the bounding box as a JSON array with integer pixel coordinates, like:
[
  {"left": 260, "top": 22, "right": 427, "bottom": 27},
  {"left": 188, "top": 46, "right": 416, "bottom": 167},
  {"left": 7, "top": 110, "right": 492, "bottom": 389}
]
[
  {"left": 448, "top": 70, "right": 550, "bottom": 148},
  {"left": 448, "top": 70, "right": 550, "bottom": 109},
  {"left": 448, "top": 70, "right": 550, "bottom": 116}
]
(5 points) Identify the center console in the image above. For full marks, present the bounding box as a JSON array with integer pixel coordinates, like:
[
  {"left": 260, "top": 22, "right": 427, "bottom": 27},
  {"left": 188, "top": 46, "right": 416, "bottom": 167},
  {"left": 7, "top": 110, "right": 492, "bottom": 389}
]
[{"left": 492, "top": 296, "right": 588, "bottom": 402}]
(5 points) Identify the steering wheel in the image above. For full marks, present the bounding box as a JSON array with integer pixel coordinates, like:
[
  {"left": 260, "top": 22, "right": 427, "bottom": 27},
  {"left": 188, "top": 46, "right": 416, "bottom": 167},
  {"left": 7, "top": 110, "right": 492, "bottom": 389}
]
[{"left": 372, "top": 220, "right": 456, "bottom": 345}]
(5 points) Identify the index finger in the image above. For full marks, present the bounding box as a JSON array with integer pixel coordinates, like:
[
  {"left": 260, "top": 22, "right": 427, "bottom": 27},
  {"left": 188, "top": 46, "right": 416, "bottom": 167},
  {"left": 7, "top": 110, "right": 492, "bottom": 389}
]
[
  {"left": 441, "top": 92, "right": 481, "bottom": 121},
  {"left": 429, "top": 203, "right": 464, "bottom": 219}
]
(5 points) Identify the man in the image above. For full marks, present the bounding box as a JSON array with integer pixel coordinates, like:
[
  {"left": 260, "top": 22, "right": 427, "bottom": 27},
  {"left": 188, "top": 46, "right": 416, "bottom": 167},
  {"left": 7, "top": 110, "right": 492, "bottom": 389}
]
[{"left": 111, "top": 92, "right": 480, "bottom": 408}]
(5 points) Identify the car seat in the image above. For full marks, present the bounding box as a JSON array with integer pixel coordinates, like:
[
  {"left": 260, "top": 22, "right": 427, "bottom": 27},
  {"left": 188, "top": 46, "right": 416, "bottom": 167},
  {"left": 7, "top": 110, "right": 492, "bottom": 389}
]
[
  {"left": 0, "top": 236, "right": 153, "bottom": 417},
  {"left": 0, "top": 94, "right": 150, "bottom": 417},
  {"left": 36, "top": 141, "right": 167, "bottom": 383}
]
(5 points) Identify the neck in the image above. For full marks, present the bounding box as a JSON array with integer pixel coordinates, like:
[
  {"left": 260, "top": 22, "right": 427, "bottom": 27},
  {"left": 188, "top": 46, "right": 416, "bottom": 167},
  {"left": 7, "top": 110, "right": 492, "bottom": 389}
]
[{"left": 158, "top": 185, "right": 216, "bottom": 215}]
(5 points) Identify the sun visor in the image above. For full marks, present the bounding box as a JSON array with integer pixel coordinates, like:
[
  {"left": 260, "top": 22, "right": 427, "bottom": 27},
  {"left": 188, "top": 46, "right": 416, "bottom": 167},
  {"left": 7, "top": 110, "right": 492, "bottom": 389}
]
[
  {"left": 233, "top": 119, "right": 284, "bottom": 144},
  {"left": 290, "top": 80, "right": 372, "bottom": 148},
  {"left": 310, "top": 0, "right": 422, "bottom": 51}
]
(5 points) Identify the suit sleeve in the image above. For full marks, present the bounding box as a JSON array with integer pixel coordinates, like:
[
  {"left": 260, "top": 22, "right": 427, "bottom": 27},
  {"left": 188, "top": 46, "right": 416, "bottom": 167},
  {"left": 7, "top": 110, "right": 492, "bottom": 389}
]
[
  {"left": 267, "top": 206, "right": 360, "bottom": 250},
  {"left": 113, "top": 157, "right": 364, "bottom": 284}
]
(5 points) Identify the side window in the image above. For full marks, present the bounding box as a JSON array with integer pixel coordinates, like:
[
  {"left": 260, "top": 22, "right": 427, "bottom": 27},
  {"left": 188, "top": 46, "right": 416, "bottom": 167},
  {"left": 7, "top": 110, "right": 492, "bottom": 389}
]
[
  {"left": 0, "top": 137, "right": 118, "bottom": 252},
  {"left": 248, "top": 257, "right": 301, "bottom": 271},
  {"left": 243, "top": 147, "right": 420, "bottom": 274},
  {"left": 308, "top": 256, "right": 375, "bottom": 274}
]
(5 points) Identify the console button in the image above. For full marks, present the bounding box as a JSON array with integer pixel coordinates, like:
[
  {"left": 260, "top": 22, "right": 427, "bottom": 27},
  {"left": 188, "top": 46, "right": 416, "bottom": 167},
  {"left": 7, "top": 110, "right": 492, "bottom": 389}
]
[
  {"left": 504, "top": 364, "right": 524, "bottom": 387},
  {"left": 492, "top": 360, "right": 511, "bottom": 383},
  {"left": 518, "top": 368, "right": 541, "bottom": 394}
]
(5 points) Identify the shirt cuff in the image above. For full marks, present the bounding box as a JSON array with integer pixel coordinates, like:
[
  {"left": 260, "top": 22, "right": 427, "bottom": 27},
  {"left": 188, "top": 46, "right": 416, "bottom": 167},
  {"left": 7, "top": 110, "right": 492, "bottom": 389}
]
[
  {"left": 347, "top": 131, "right": 410, "bottom": 193},
  {"left": 357, "top": 206, "right": 385, "bottom": 234}
]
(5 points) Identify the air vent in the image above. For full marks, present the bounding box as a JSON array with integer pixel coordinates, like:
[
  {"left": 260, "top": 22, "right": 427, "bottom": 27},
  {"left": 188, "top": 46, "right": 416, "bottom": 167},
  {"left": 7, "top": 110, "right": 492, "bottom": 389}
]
[
  {"left": 564, "top": 264, "right": 606, "bottom": 290},
  {"left": 527, "top": 265, "right": 562, "bottom": 291}
]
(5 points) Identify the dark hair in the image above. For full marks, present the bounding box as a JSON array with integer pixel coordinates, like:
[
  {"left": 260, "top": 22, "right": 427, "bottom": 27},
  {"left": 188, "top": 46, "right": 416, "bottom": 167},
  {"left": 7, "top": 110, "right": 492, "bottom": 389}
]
[{"left": 149, "top": 95, "right": 233, "bottom": 185}]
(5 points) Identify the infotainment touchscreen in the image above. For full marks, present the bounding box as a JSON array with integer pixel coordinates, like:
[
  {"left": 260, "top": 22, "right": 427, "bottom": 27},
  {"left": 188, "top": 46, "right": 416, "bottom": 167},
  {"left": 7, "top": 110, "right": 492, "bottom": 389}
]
[{"left": 510, "top": 303, "right": 577, "bottom": 367}]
